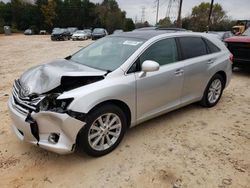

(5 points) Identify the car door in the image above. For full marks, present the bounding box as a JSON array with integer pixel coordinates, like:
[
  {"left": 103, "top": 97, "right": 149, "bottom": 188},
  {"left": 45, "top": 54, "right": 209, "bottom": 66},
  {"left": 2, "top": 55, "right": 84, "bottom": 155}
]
[
  {"left": 134, "top": 38, "right": 185, "bottom": 123},
  {"left": 177, "top": 36, "right": 220, "bottom": 104}
]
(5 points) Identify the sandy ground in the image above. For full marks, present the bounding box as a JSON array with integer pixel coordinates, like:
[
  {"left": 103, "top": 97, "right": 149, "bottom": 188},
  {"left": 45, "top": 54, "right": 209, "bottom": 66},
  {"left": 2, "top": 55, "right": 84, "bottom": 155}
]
[{"left": 0, "top": 34, "right": 249, "bottom": 188}]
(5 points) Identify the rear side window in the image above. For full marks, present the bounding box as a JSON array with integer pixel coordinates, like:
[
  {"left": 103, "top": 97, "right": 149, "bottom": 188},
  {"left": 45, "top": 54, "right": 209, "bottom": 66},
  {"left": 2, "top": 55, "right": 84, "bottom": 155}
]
[
  {"left": 179, "top": 37, "right": 207, "bottom": 59},
  {"left": 204, "top": 38, "right": 221, "bottom": 53},
  {"left": 140, "top": 38, "right": 178, "bottom": 66}
]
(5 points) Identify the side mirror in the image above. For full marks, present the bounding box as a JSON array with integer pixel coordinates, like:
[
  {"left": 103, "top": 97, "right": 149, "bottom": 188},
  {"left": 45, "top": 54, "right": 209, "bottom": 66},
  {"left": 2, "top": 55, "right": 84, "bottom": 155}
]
[
  {"left": 142, "top": 60, "right": 160, "bottom": 72},
  {"left": 139, "top": 60, "right": 160, "bottom": 77}
]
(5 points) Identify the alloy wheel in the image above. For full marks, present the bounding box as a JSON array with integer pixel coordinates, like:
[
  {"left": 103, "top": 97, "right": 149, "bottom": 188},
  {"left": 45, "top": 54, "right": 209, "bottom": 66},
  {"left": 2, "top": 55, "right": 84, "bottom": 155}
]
[
  {"left": 88, "top": 113, "right": 122, "bottom": 151},
  {"left": 208, "top": 79, "right": 222, "bottom": 104}
]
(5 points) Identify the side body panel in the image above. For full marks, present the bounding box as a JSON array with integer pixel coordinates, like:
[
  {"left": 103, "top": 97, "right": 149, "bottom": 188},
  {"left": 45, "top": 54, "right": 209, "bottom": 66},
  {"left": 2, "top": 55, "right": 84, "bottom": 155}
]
[{"left": 135, "top": 62, "right": 184, "bottom": 124}]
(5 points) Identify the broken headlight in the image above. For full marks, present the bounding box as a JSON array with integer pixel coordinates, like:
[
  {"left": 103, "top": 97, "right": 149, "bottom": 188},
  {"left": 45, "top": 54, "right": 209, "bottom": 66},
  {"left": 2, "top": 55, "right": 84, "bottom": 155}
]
[{"left": 38, "top": 94, "right": 73, "bottom": 113}]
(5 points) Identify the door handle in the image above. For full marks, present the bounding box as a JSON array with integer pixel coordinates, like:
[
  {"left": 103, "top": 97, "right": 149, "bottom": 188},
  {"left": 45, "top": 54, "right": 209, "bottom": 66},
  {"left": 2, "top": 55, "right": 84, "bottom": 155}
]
[
  {"left": 175, "top": 69, "right": 184, "bottom": 76},
  {"left": 207, "top": 59, "right": 214, "bottom": 64}
]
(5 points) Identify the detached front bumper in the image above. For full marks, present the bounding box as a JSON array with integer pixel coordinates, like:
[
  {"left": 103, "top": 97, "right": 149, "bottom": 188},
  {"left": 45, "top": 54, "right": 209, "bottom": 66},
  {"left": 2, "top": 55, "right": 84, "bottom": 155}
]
[{"left": 8, "top": 97, "right": 85, "bottom": 154}]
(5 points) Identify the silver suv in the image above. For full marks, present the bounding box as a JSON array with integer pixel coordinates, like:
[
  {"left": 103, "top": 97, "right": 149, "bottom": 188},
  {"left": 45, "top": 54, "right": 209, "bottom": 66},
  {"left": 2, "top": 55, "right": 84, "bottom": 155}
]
[{"left": 8, "top": 31, "right": 232, "bottom": 156}]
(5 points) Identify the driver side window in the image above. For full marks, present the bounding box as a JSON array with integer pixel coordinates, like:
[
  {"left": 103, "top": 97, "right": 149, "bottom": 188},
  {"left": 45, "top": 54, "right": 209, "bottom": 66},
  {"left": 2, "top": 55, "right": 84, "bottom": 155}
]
[
  {"left": 140, "top": 38, "right": 178, "bottom": 66},
  {"left": 127, "top": 38, "right": 178, "bottom": 73}
]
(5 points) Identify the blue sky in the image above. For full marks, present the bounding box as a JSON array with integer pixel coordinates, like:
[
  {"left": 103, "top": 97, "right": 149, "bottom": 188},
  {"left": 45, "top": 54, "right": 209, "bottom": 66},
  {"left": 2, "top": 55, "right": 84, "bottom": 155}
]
[{"left": 1, "top": 0, "right": 250, "bottom": 24}]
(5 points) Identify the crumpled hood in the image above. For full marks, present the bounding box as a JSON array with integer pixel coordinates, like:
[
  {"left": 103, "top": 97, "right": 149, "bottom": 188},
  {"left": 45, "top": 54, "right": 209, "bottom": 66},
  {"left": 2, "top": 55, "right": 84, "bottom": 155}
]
[{"left": 19, "top": 59, "right": 106, "bottom": 95}]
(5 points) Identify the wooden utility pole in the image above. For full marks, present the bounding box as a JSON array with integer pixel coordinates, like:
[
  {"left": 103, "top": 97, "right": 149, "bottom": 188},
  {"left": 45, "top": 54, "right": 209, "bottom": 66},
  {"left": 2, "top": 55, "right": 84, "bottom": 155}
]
[
  {"left": 156, "top": 0, "right": 160, "bottom": 25},
  {"left": 207, "top": 0, "right": 214, "bottom": 32},
  {"left": 176, "top": 0, "right": 183, "bottom": 28}
]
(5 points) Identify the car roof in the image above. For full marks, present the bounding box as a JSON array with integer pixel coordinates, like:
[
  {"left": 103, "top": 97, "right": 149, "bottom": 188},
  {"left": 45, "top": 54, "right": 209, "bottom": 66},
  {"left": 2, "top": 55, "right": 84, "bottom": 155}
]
[
  {"left": 111, "top": 31, "right": 227, "bottom": 49},
  {"left": 112, "top": 30, "right": 188, "bottom": 40}
]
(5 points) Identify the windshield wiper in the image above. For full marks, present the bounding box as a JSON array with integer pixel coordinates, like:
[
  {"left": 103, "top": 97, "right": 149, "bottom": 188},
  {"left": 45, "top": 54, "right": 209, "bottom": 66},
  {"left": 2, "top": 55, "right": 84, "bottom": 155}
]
[
  {"left": 105, "top": 70, "right": 112, "bottom": 76},
  {"left": 65, "top": 55, "right": 72, "bottom": 60}
]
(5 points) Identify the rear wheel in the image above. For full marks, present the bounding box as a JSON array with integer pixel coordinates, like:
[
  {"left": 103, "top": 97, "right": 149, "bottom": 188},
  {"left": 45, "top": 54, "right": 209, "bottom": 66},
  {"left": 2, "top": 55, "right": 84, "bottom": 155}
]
[
  {"left": 77, "top": 104, "right": 127, "bottom": 157},
  {"left": 200, "top": 74, "right": 225, "bottom": 107}
]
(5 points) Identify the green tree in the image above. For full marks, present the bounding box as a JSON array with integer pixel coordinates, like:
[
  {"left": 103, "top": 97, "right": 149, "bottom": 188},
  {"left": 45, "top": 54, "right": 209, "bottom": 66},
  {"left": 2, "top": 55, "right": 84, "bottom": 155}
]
[
  {"left": 187, "top": 2, "right": 228, "bottom": 31},
  {"left": 0, "top": 2, "right": 12, "bottom": 26},
  {"left": 124, "top": 18, "right": 135, "bottom": 31},
  {"left": 0, "top": 0, "right": 134, "bottom": 33},
  {"left": 135, "top": 21, "right": 151, "bottom": 29},
  {"left": 95, "top": 0, "right": 131, "bottom": 33},
  {"left": 158, "top": 17, "right": 172, "bottom": 27},
  {"left": 41, "top": 0, "right": 57, "bottom": 28}
]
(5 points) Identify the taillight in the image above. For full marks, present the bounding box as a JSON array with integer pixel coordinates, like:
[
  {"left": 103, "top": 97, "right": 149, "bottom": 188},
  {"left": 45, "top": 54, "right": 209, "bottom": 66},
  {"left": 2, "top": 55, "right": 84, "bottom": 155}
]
[{"left": 229, "top": 54, "right": 233, "bottom": 64}]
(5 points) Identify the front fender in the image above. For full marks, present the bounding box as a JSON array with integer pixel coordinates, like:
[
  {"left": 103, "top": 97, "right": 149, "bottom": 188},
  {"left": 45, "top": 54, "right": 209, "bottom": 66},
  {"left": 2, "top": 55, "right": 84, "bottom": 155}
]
[{"left": 58, "top": 74, "right": 136, "bottom": 124}]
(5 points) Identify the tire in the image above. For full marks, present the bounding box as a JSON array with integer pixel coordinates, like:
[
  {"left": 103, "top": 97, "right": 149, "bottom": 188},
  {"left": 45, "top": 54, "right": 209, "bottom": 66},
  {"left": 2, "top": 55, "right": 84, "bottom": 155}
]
[
  {"left": 76, "top": 104, "right": 127, "bottom": 157},
  {"left": 200, "top": 74, "right": 225, "bottom": 107}
]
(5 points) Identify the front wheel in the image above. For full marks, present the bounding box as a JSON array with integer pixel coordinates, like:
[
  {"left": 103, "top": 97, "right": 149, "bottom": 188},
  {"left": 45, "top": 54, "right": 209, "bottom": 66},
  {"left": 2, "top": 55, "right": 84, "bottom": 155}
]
[
  {"left": 77, "top": 104, "right": 127, "bottom": 157},
  {"left": 200, "top": 74, "right": 225, "bottom": 107}
]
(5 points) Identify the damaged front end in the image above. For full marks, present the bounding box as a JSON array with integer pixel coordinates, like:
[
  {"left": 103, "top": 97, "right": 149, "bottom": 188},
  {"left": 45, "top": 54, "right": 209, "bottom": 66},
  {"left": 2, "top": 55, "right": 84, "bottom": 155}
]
[{"left": 8, "top": 65, "right": 105, "bottom": 154}]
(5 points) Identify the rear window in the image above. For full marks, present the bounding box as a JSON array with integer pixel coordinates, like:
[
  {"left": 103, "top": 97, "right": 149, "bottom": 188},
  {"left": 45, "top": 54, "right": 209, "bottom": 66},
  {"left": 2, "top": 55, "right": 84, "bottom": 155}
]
[
  {"left": 179, "top": 37, "right": 207, "bottom": 59},
  {"left": 93, "top": 29, "right": 104, "bottom": 33},
  {"left": 204, "top": 38, "right": 221, "bottom": 53}
]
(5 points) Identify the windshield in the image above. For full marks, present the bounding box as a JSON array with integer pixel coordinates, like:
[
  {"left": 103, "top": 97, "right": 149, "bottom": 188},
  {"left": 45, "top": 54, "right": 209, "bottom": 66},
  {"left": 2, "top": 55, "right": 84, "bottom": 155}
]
[
  {"left": 93, "top": 29, "right": 105, "bottom": 34},
  {"left": 232, "top": 27, "right": 240, "bottom": 34},
  {"left": 71, "top": 36, "right": 145, "bottom": 71},
  {"left": 242, "top": 28, "right": 250, "bottom": 36},
  {"left": 52, "top": 28, "right": 64, "bottom": 34},
  {"left": 84, "top": 29, "right": 91, "bottom": 33}
]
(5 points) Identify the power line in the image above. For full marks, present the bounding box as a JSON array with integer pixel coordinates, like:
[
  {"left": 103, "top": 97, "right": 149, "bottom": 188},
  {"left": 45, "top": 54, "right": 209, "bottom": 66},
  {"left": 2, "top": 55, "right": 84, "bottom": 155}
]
[
  {"left": 166, "top": 0, "right": 180, "bottom": 22},
  {"left": 135, "top": 15, "right": 138, "bottom": 23}
]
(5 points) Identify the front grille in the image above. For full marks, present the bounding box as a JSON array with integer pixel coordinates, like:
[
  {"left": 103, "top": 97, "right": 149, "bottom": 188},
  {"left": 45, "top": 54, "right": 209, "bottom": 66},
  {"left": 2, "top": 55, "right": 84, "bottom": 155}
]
[
  {"left": 227, "top": 42, "right": 250, "bottom": 60},
  {"left": 12, "top": 80, "right": 43, "bottom": 115}
]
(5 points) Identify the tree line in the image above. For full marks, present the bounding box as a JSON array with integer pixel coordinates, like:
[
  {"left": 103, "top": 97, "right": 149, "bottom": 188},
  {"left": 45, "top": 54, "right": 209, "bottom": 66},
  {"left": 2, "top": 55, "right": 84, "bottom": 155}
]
[
  {"left": 0, "top": 1, "right": 237, "bottom": 34},
  {"left": 0, "top": 0, "right": 135, "bottom": 34},
  {"left": 158, "top": 2, "right": 236, "bottom": 32}
]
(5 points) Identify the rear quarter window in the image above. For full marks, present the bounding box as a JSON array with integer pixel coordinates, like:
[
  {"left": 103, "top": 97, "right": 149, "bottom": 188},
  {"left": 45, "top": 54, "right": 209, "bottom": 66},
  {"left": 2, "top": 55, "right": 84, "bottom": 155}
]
[
  {"left": 204, "top": 38, "right": 221, "bottom": 54},
  {"left": 178, "top": 37, "right": 207, "bottom": 59}
]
